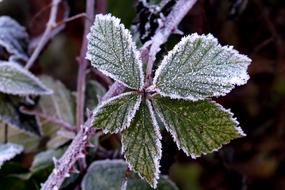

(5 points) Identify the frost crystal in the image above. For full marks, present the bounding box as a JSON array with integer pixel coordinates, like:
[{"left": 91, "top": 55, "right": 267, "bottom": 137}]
[
  {"left": 0, "top": 143, "right": 23, "bottom": 168},
  {"left": 121, "top": 100, "right": 162, "bottom": 188},
  {"left": 92, "top": 92, "right": 142, "bottom": 133},
  {"left": 0, "top": 62, "right": 52, "bottom": 95},
  {"left": 86, "top": 14, "right": 144, "bottom": 90},
  {"left": 0, "top": 16, "right": 29, "bottom": 62},
  {"left": 153, "top": 33, "right": 251, "bottom": 100},
  {"left": 152, "top": 95, "right": 245, "bottom": 158}
]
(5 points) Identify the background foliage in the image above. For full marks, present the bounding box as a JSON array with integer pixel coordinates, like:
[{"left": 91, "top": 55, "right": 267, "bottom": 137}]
[{"left": 0, "top": 0, "right": 285, "bottom": 189}]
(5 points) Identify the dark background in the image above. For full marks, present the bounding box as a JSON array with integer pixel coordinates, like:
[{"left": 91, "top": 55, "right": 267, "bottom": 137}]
[{"left": 1, "top": 0, "right": 285, "bottom": 189}]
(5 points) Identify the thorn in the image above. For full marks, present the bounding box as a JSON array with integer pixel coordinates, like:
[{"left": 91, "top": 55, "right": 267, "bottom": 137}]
[
  {"left": 52, "top": 157, "right": 58, "bottom": 167},
  {"left": 78, "top": 152, "right": 86, "bottom": 159},
  {"left": 70, "top": 166, "right": 80, "bottom": 174},
  {"left": 172, "top": 27, "right": 184, "bottom": 35},
  {"left": 64, "top": 173, "right": 70, "bottom": 178}
]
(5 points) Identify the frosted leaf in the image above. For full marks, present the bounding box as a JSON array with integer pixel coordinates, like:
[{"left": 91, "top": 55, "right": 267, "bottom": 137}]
[
  {"left": 153, "top": 33, "right": 251, "bottom": 100},
  {"left": 0, "top": 143, "right": 23, "bottom": 168},
  {"left": 92, "top": 92, "right": 141, "bottom": 133},
  {"left": 87, "top": 14, "right": 144, "bottom": 90},
  {"left": 127, "top": 174, "right": 178, "bottom": 190},
  {"left": 152, "top": 95, "right": 245, "bottom": 158},
  {"left": 0, "top": 16, "right": 28, "bottom": 62},
  {"left": 0, "top": 124, "right": 39, "bottom": 153},
  {"left": 0, "top": 94, "right": 41, "bottom": 136},
  {"left": 121, "top": 100, "right": 162, "bottom": 188},
  {"left": 0, "top": 62, "right": 52, "bottom": 95},
  {"left": 81, "top": 159, "right": 128, "bottom": 190}
]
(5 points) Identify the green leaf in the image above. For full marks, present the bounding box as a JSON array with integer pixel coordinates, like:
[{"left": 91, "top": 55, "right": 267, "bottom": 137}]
[
  {"left": 37, "top": 76, "right": 75, "bottom": 148},
  {"left": 121, "top": 100, "right": 162, "bottom": 188},
  {"left": 31, "top": 148, "right": 65, "bottom": 172},
  {"left": 0, "top": 94, "right": 41, "bottom": 136},
  {"left": 0, "top": 143, "right": 23, "bottom": 168},
  {"left": 86, "top": 14, "right": 144, "bottom": 90},
  {"left": 153, "top": 33, "right": 251, "bottom": 100},
  {"left": 127, "top": 174, "right": 179, "bottom": 190},
  {"left": 152, "top": 95, "right": 245, "bottom": 158},
  {"left": 85, "top": 80, "right": 106, "bottom": 110},
  {"left": 92, "top": 92, "right": 141, "bottom": 133},
  {"left": 81, "top": 159, "right": 178, "bottom": 190},
  {"left": 0, "top": 125, "right": 39, "bottom": 153},
  {"left": 81, "top": 159, "right": 127, "bottom": 190},
  {"left": 0, "top": 16, "right": 28, "bottom": 62},
  {"left": 0, "top": 62, "right": 52, "bottom": 95}
]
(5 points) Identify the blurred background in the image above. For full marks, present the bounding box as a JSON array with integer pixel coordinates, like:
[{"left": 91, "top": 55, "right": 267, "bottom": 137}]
[{"left": 1, "top": 0, "right": 285, "bottom": 189}]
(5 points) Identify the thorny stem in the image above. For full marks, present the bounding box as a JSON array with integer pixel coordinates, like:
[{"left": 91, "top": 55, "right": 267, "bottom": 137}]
[
  {"left": 41, "top": 116, "right": 95, "bottom": 190},
  {"left": 76, "top": 0, "right": 95, "bottom": 131},
  {"left": 25, "top": 0, "right": 61, "bottom": 69},
  {"left": 42, "top": 0, "right": 197, "bottom": 189}
]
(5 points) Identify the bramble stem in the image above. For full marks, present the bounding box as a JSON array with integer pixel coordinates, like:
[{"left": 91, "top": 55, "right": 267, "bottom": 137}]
[{"left": 25, "top": 0, "right": 61, "bottom": 69}]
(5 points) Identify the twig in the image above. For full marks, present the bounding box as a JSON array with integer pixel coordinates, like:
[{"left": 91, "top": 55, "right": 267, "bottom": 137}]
[
  {"left": 75, "top": 0, "right": 95, "bottom": 130},
  {"left": 21, "top": 108, "right": 76, "bottom": 133},
  {"left": 25, "top": 0, "right": 61, "bottom": 69},
  {"left": 41, "top": 0, "right": 197, "bottom": 189},
  {"left": 56, "top": 13, "right": 88, "bottom": 27}
]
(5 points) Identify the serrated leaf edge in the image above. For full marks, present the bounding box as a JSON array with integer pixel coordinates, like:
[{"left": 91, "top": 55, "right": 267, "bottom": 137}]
[
  {"left": 92, "top": 92, "right": 142, "bottom": 134},
  {"left": 153, "top": 98, "right": 246, "bottom": 159},
  {"left": 122, "top": 100, "right": 162, "bottom": 188},
  {"left": 0, "top": 143, "right": 23, "bottom": 168},
  {"left": 153, "top": 33, "right": 252, "bottom": 100},
  {"left": 0, "top": 62, "right": 53, "bottom": 95},
  {"left": 86, "top": 14, "right": 144, "bottom": 90}
]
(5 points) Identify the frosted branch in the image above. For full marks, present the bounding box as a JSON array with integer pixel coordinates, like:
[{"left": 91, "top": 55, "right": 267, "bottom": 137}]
[{"left": 25, "top": 0, "right": 61, "bottom": 69}]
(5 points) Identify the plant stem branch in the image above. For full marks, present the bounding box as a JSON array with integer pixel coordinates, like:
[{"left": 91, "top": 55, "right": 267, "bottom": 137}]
[
  {"left": 21, "top": 108, "right": 76, "bottom": 133},
  {"left": 25, "top": 0, "right": 61, "bottom": 69},
  {"left": 41, "top": 0, "right": 197, "bottom": 189},
  {"left": 76, "top": 0, "right": 95, "bottom": 130}
]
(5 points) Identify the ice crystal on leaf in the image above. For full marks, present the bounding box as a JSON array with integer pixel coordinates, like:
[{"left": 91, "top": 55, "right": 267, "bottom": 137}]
[
  {"left": 86, "top": 14, "right": 144, "bottom": 90},
  {"left": 88, "top": 14, "right": 251, "bottom": 188},
  {"left": 121, "top": 100, "right": 162, "bottom": 188},
  {"left": 0, "top": 62, "right": 52, "bottom": 95},
  {"left": 153, "top": 33, "right": 251, "bottom": 100},
  {"left": 0, "top": 143, "right": 23, "bottom": 168},
  {"left": 0, "top": 16, "right": 29, "bottom": 62},
  {"left": 92, "top": 92, "right": 141, "bottom": 134}
]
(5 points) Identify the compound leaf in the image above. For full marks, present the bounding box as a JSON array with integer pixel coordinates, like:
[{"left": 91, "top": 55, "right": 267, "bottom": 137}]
[
  {"left": 153, "top": 33, "right": 251, "bottom": 100},
  {"left": 0, "top": 143, "right": 23, "bottom": 168},
  {"left": 81, "top": 159, "right": 127, "bottom": 190},
  {"left": 0, "top": 62, "right": 52, "bottom": 95},
  {"left": 87, "top": 14, "right": 144, "bottom": 90},
  {"left": 0, "top": 16, "right": 28, "bottom": 62},
  {"left": 0, "top": 93, "right": 41, "bottom": 136},
  {"left": 152, "top": 95, "right": 245, "bottom": 158},
  {"left": 121, "top": 100, "right": 162, "bottom": 188},
  {"left": 92, "top": 92, "right": 141, "bottom": 133}
]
